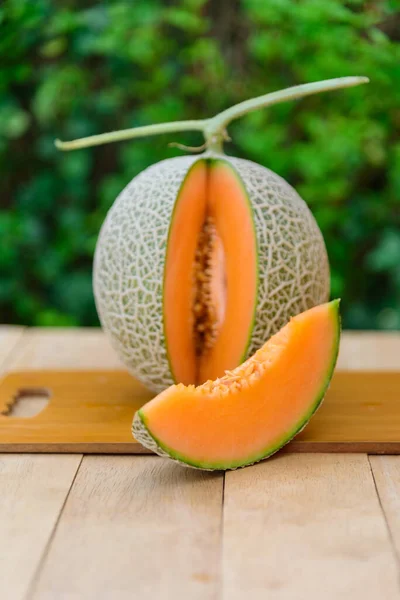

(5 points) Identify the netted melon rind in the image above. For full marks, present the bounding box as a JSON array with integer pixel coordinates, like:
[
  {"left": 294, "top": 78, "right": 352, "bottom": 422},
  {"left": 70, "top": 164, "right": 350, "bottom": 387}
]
[
  {"left": 94, "top": 153, "right": 329, "bottom": 392},
  {"left": 94, "top": 155, "right": 199, "bottom": 392},
  {"left": 227, "top": 156, "right": 329, "bottom": 359}
]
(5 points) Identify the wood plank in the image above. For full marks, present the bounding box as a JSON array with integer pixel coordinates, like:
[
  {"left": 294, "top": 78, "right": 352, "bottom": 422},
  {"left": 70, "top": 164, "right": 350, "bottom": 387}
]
[
  {"left": 370, "top": 456, "right": 400, "bottom": 563},
  {"left": 0, "top": 454, "right": 82, "bottom": 600},
  {"left": 29, "top": 456, "right": 223, "bottom": 600},
  {"left": 223, "top": 454, "right": 399, "bottom": 600},
  {"left": 1, "top": 328, "right": 398, "bottom": 600},
  {"left": 0, "top": 328, "right": 84, "bottom": 600},
  {"left": 5, "top": 329, "right": 400, "bottom": 373},
  {"left": 0, "top": 326, "right": 25, "bottom": 371},
  {"left": 337, "top": 332, "right": 400, "bottom": 370},
  {"left": 5, "top": 327, "right": 123, "bottom": 371}
]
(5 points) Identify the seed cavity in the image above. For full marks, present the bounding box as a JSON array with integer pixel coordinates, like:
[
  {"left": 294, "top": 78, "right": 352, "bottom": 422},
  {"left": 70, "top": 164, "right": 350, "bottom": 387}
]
[
  {"left": 188, "top": 331, "right": 289, "bottom": 398},
  {"left": 193, "top": 216, "right": 221, "bottom": 357}
]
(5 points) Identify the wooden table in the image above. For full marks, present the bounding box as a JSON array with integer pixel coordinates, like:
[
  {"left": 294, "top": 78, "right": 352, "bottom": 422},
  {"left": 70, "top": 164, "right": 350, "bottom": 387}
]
[{"left": 1, "top": 326, "right": 400, "bottom": 600}]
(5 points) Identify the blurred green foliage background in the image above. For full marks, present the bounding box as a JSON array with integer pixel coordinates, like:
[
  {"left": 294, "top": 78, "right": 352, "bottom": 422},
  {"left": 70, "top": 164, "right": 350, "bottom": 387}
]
[{"left": 1, "top": 0, "right": 400, "bottom": 329}]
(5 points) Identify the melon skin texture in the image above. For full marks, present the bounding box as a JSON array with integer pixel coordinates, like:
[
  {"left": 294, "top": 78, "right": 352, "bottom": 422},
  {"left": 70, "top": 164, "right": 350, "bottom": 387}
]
[
  {"left": 94, "top": 153, "right": 329, "bottom": 392},
  {"left": 132, "top": 300, "right": 341, "bottom": 471}
]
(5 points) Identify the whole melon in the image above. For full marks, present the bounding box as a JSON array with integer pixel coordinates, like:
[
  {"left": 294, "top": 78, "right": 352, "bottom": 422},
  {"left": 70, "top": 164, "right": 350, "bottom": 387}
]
[
  {"left": 56, "top": 77, "right": 368, "bottom": 393},
  {"left": 93, "top": 153, "right": 329, "bottom": 392}
]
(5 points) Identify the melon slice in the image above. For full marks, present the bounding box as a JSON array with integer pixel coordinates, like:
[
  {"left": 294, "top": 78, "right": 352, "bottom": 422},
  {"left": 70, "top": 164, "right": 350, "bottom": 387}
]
[
  {"left": 163, "top": 158, "right": 258, "bottom": 386},
  {"left": 133, "top": 300, "right": 340, "bottom": 470}
]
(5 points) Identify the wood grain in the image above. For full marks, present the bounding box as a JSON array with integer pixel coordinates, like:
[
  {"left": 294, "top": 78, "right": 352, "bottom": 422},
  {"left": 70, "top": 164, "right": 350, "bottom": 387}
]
[
  {"left": 5, "top": 327, "right": 123, "bottom": 371},
  {"left": 370, "top": 456, "right": 400, "bottom": 563},
  {"left": 222, "top": 454, "right": 400, "bottom": 600},
  {"left": 0, "top": 454, "right": 81, "bottom": 600},
  {"left": 2, "top": 328, "right": 398, "bottom": 373},
  {"left": 30, "top": 456, "right": 223, "bottom": 600},
  {"left": 337, "top": 331, "right": 400, "bottom": 370},
  {"left": 0, "top": 370, "right": 152, "bottom": 451},
  {"left": 0, "top": 326, "right": 25, "bottom": 371},
  {"left": 0, "top": 328, "right": 84, "bottom": 600},
  {"left": 0, "top": 330, "right": 399, "bottom": 600}
]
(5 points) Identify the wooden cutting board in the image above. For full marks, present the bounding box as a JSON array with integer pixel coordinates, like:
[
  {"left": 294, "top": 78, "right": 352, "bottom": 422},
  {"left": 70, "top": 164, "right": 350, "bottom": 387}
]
[{"left": 0, "top": 369, "right": 399, "bottom": 453}]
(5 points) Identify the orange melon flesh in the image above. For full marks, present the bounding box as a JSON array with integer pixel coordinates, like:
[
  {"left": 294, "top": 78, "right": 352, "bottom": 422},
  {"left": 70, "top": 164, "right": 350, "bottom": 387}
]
[
  {"left": 136, "top": 300, "right": 340, "bottom": 470},
  {"left": 199, "top": 161, "right": 258, "bottom": 382},
  {"left": 163, "top": 160, "right": 208, "bottom": 385},
  {"left": 163, "top": 158, "right": 258, "bottom": 385}
]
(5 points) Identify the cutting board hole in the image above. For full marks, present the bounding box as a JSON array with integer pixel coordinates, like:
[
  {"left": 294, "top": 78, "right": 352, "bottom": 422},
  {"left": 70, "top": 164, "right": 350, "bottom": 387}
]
[{"left": 2, "top": 388, "right": 50, "bottom": 418}]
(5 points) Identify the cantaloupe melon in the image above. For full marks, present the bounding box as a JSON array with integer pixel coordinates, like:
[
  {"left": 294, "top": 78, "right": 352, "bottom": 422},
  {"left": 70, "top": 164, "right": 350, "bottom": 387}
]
[
  {"left": 93, "top": 154, "right": 329, "bottom": 391},
  {"left": 133, "top": 300, "right": 341, "bottom": 470},
  {"left": 56, "top": 77, "right": 367, "bottom": 393}
]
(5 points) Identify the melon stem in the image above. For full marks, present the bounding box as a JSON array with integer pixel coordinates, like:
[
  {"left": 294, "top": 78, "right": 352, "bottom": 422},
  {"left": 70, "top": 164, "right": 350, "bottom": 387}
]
[
  {"left": 55, "top": 76, "right": 369, "bottom": 153},
  {"left": 207, "top": 76, "right": 369, "bottom": 133},
  {"left": 55, "top": 120, "right": 208, "bottom": 151}
]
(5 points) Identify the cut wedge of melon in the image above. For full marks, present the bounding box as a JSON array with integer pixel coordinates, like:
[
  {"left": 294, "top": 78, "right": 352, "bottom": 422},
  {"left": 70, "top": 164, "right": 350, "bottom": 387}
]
[{"left": 133, "top": 300, "right": 341, "bottom": 470}]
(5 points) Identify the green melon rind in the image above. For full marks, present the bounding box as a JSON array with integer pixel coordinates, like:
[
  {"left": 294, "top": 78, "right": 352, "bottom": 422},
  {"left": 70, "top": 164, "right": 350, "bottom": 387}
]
[
  {"left": 162, "top": 157, "right": 259, "bottom": 384},
  {"left": 132, "top": 299, "right": 341, "bottom": 471}
]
